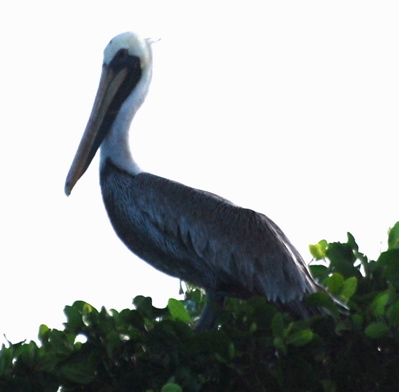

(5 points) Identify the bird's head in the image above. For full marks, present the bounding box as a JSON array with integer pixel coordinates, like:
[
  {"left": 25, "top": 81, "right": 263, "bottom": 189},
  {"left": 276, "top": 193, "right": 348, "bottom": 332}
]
[{"left": 65, "top": 32, "right": 153, "bottom": 196}]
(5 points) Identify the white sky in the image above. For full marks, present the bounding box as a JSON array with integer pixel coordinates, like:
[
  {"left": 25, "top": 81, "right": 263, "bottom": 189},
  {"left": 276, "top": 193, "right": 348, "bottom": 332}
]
[{"left": 1, "top": 1, "right": 398, "bottom": 344}]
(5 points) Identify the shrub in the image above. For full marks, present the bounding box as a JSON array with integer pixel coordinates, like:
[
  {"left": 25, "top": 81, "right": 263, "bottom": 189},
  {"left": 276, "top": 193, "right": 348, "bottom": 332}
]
[{"left": 1, "top": 223, "right": 399, "bottom": 391}]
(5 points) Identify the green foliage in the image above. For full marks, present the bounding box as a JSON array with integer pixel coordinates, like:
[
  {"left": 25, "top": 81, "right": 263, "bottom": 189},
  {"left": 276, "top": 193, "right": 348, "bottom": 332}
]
[
  {"left": 2, "top": 224, "right": 399, "bottom": 391},
  {"left": 388, "top": 221, "right": 399, "bottom": 250}
]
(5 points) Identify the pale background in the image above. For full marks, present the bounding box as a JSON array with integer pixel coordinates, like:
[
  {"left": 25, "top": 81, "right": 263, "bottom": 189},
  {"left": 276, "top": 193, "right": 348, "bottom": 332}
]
[{"left": 1, "top": 1, "right": 398, "bottom": 344}]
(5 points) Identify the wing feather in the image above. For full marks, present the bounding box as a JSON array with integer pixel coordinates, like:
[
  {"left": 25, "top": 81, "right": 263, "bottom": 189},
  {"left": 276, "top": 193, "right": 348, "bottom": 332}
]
[{"left": 101, "top": 163, "right": 320, "bottom": 305}]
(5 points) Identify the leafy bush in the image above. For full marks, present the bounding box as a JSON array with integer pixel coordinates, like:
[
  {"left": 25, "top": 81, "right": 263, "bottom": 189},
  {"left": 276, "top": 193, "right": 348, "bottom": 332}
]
[{"left": 2, "top": 223, "right": 399, "bottom": 391}]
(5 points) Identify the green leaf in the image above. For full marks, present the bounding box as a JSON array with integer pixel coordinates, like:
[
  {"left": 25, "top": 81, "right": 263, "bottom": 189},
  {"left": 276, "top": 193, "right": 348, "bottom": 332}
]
[
  {"left": 388, "top": 222, "right": 399, "bottom": 250},
  {"left": 17, "top": 341, "right": 39, "bottom": 365},
  {"left": 364, "top": 321, "right": 389, "bottom": 339},
  {"left": 321, "top": 379, "right": 336, "bottom": 392},
  {"left": 228, "top": 342, "right": 235, "bottom": 359},
  {"left": 105, "top": 330, "right": 121, "bottom": 358},
  {"left": 64, "top": 305, "right": 85, "bottom": 333},
  {"left": 377, "top": 249, "right": 399, "bottom": 285},
  {"left": 60, "top": 358, "right": 96, "bottom": 384},
  {"left": 346, "top": 232, "right": 359, "bottom": 252},
  {"left": 0, "top": 347, "right": 13, "bottom": 376},
  {"left": 326, "top": 242, "right": 359, "bottom": 278},
  {"left": 249, "top": 322, "right": 257, "bottom": 332},
  {"left": 273, "top": 337, "right": 287, "bottom": 355},
  {"left": 133, "top": 296, "right": 167, "bottom": 322},
  {"left": 286, "top": 329, "right": 314, "bottom": 347},
  {"left": 370, "top": 291, "right": 389, "bottom": 317},
  {"left": 187, "top": 330, "right": 231, "bottom": 359},
  {"left": 340, "top": 277, "right": 357, "bottom": 300},
  {"left": 47, "top": 329, "right": 74, "bottom": 356},
  {"left": 387, "top": 301, "right": 399, "bottom": 326},
  {"left": 167, "top": 298, "right": 191, "bottom": 323},
  {"left": 133, "top": 295, "right": 154, "bottom": 318},
  {"left": 161, "top": 383, "right": 183, "bottom": 392},
  {"left": 271, "top": 312, "right": 284, "bottom": 338},
  {"left": 351, "top": 313, "right": 364, "bottom": 329},
  {"left": 72, "top": 300, "right": 97, "bottom": 315},
  {"left": 306, "top": 292, "right": 339, "bottom": 317},
  {"left": 309, "top": 240, "right": 328, "bottom": 259},
  {"left": 327, "top": 273, "right": 344, "bottom": 296},
  {"left": 309, "top": 264, "right": 329, "bottom": 280},
  {"left": 38, "top": 324, "right": 50, "bottom": 343},
  {"left": 82, "top": 302, "right": 94, "bottom": 314}
]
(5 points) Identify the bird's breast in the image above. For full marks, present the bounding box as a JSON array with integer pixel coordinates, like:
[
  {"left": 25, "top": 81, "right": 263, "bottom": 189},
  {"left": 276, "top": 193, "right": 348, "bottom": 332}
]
[{"left": 99, "top": 160, "right": 212, "bottom": 284}]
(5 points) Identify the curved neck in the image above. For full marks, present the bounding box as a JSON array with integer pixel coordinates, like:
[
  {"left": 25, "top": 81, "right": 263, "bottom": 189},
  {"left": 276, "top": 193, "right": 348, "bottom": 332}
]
[{"left": 100, "top": 51, "right": 152, "bottom": 176}]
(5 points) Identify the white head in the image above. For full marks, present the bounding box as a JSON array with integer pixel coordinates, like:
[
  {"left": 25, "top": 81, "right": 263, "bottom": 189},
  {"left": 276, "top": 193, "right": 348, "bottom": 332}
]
[
  {"left": 103, "top": 31, "right": 153, "bottom": 124},
  {"left": 104, "top": 32, "right": 152, "bottom": 68},
  {"left": 65, "top": 32, "right": 153, "bottom": 194}
]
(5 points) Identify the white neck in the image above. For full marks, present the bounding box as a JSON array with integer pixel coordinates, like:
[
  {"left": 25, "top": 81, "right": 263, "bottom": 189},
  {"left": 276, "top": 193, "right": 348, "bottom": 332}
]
[{"left": 100, "top": 41, "right": 153, "bottom": 176}]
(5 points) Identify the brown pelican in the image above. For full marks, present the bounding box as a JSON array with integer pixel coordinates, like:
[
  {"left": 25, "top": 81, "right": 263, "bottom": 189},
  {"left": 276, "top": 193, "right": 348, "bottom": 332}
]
[{"left": 65, "top": 32, "right": 330, "bottom": 331}]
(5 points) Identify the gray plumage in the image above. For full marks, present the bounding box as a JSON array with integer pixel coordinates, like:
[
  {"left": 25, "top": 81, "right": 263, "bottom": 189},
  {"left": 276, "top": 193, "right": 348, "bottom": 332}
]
[{"left": 101, "top": 160, "right": 324, "bottom": 330}]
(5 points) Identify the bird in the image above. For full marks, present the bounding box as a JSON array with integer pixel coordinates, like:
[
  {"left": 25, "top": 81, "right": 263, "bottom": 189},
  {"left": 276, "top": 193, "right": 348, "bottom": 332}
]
[{"left": 65, "top": 31, "right": 331, "bottom": 331}]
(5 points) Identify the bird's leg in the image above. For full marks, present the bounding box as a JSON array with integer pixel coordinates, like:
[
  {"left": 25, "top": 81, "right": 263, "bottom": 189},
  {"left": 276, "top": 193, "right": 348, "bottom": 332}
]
[{"left": 194, "top": 291, "right": 225, "bottom": 332}]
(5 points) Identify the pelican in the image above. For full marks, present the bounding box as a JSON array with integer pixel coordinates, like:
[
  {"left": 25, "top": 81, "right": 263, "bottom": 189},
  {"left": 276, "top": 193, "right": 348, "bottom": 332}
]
[{"left": 65, "top": 32, "right": 330, "bottom": 331}]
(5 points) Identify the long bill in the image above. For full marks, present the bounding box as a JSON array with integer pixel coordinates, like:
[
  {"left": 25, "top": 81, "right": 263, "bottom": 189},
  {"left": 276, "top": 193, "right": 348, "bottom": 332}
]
[{"left": 64, "top": 65, "right": 129, "bottom": 196}]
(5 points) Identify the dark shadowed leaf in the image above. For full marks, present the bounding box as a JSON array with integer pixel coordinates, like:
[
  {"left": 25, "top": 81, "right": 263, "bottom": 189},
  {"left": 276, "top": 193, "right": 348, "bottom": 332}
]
[
  {"left": 273, "top": 337, "right": 287, "bottom": 355},
  {"left": 306, "top": 292, "right": 339, "bottom": 317},
  {"left": 161, "top": 382, "right": 183, "bottom": 392},
  {"left": 271, "top": 312, "right": 284, "bottom": 339},
  {"left": 59, "top": 355, "right": 96, "bottom": 384},
  {"left": 387, "top": 301, "right": 399, "bottom": 326},
  {"left": 309, "top": 264, "right": 329, "bottom": 281},
  {"left": 63, "top": 305, "right": 85, "bottom": 333},
  {"left": 327, "top": 242, "right": 360, "bottom": 278},
  {"left": 364, "top": 321, "right": 389, "bottom": 339},
  {"left": 377, "top": 249, "right": 399, "bottom": 283}
]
